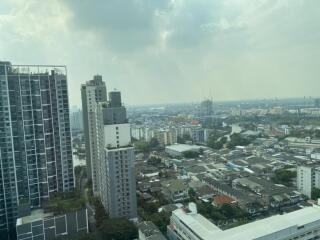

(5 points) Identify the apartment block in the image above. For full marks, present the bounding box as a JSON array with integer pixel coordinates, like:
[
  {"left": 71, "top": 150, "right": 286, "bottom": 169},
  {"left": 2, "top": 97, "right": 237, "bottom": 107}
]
[
  {"left": 297, "top": 165, "right": 320, "bottom": 198},
  {"left": 81, "top": 75, "right": 107, "bottom": 195},
  {"left": 0, "top": 62, "right": 74, "bottom": 235},
  {"left": 98, "top": 91, "right": 137, "bottom": 219}
]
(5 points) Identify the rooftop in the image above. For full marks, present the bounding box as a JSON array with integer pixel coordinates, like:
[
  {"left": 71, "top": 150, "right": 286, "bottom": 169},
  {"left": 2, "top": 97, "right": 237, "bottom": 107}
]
[
  {"left": 173, "top": 205, "right": 320, "bottom": 240},
  {"left": 138, "top": 221, "right": 166, "bottom": 240},
  {"left": 213, "top": 195, "right": 235, "bottom": 205},
  {"left": 165, "top": 144, "right": 202, "bottom": 153},
  {"left": 162, "top": 179, "right": 188, "bottom": 192},
  {"left": 16, "top": 209, "right": 53, "bottom": 226}
]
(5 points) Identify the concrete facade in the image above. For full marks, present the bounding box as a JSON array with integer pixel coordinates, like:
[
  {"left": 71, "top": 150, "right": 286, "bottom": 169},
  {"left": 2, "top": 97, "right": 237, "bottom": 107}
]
[
  {"left": 297, "top": 165, "right": 320, "bottom": 198},
  {"left": 98, "top": 91, "right": 137, "bottom": 219},
  {"left": 81, "top": 75, "right": 107, "bottom": 195}
]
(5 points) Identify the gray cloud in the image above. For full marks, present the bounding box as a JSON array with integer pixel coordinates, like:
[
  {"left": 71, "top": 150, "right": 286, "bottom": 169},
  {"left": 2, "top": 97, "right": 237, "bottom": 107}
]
[
  {"left": 0, "top": 0, "right": 319, "bottom": 106},
  {"left": 63, "top": 0, "right": 171, "bottom": 51}
]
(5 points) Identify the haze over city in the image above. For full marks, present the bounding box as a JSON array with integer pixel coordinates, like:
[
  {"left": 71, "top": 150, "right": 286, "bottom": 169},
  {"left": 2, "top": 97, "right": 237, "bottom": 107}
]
[{"left": 1, "top": 0, "right": 319, "bottom": 106}]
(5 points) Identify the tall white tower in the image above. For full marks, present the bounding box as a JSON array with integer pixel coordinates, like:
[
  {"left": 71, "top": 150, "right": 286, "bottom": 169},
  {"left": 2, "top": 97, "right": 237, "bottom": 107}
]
[{"left": 98, "top": 91, "right": 137, "bottom": 219}]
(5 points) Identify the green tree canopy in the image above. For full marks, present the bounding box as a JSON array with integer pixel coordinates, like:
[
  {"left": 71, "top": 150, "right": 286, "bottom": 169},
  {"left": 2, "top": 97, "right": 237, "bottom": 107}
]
[
  {"left": 271, "top": 169, "right": 296, "bottom": 187},
  {"left": 312, "top": 188, "right": 320, "bottom": 200},
  {"left": 98, "top": 218, "right": 138, "bottom": 240},
  {"left": 183, "top": 151, "right": 199, "bottom": 158}
]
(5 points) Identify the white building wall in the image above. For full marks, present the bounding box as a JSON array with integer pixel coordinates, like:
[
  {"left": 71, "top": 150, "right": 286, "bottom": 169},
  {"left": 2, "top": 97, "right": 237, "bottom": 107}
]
[
  {"left": 297, "top": 166, "right": 313, "bottom": 198},
  {"left": 315, "top": 168, "right": 320, "bottom": 190},
  {"left": 104, "top": 123, "right": 131, "bottom": 148},
  {"left": 131, "top": 126, "right": 145, "bottom": 140},
  {"left": 312, "top": 153, "right": 320, "bottom": 160}
]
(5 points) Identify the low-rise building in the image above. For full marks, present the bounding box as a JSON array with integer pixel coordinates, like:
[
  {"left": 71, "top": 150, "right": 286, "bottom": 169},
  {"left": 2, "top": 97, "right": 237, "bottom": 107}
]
[
  {"left": 165, "top": 144, "right": 202, "bottom": 157},
  {"left": 232, "top": 176, "right": 303, "bottom": 208},
  {"left": 16, "top": 209, "right": 88, "bottom": 240},
  {"left": 162, "top": 180, "right": 190, "bottom": 203},
  {"left": 138, "top": 221, "right": 166, "bottom": 240},
  {"left": 168, "top": 203, "right": 320, "bottom": 240},
  {"left": 201, "top": 177, "right": 263, "bottom": 214}
]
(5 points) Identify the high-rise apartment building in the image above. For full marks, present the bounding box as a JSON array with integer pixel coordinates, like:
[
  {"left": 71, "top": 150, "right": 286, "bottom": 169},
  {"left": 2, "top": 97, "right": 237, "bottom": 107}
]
[
  {"left": 98, "top": 91, "right": 137, "bottom": 219},
  {"left": 199, "top": 99, "right": 213, "bottom": 117},
  {"left": 0, "top": 62, "right": 74, "bottom": 235},
  {"left": 81, "top": 76, "right": 107, "bottom": 195},
  {"left": 70, "top": 108, "right": 83, "bottom": 132},
  {"left": 297, "top": 164, "right": 320, "bottom": 198}
]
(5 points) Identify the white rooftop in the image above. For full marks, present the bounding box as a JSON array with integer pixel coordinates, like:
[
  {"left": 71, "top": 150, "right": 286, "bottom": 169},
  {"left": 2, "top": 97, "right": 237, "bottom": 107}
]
[
  {"left": 165, "top": 144, "right": 201, "bottom": 153},
  {"left": 174, "top": 208, "right": 221, "bottom": 238},
  {"left": 173, "top": 205, "right": 320, "bottom": 240}
]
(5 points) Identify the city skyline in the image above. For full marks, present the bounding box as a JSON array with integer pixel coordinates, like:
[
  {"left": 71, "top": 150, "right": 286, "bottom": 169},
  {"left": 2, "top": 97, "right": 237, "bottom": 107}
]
[
  {"left": 3, "top": 1, "right": 320, "bottom": 240},
  {"left": 1, "top": 0, "right": 319, "bottom": 106}
]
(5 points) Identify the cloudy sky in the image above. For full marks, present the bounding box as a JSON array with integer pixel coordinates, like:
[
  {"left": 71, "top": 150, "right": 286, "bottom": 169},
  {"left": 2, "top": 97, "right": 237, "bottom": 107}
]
[{"left": 0, "top": 0, "right": 319, "bottom": 107}]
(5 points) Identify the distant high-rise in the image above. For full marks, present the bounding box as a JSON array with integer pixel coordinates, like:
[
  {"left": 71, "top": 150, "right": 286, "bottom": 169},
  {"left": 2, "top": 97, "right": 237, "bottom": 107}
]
[
  {"left": 0, "top": 62, "right": 74, "bottom": 234},
  {"left": 315, "top": 98, "right": 320, "bottom": 108},
  {"left": 70, "top": 109, "right": 84, "bottom": 131},
  {"left": 98, "top": 91, "right": 137, "bottom": 219},
  {"left": 199, "top": 99, "right": 213, "bottom": 117},
  {"left": 81, "top": 75, "right": 107, "bottom": 195}
]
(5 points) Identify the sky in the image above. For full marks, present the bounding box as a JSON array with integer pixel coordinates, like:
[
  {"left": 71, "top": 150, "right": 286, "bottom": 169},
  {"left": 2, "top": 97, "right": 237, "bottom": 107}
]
[{"left": 0, "top": 0, "right": 319, "bottom": 107}]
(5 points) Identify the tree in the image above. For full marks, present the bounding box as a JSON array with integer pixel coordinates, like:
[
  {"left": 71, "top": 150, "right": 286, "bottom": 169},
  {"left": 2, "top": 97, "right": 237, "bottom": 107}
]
[
  {"left": 212, "top": 136, "right": 227, "bottom": 150},
  {"left": 135, "top": 138, "right": 160, "bottom": 153},
  {"left": 198, "top": 202, "right": 226, "bottom": 222},
  {"left": 220, "top": 204, "right": 246, "bottom": 219},
  {"left": 143, "top": 202, "right": 158, "bottom": 214},
  {"left": 271, "top": 169, "right": 296, "bottom": 187},
  {"left": 183, "top": 151, "right": 199, "bottom": 158},
  {"left": 197, "top": 202, "right": 247, "bottom": 224},
  {"left": 207, "top": 131, "right": 227, "bottom": 150},
  {"left": 315, "top": 129, "right": 320, "bottom": 138},
  {"left": 148, "top": 156, "right": 161, "bottom": 165},
  {"left": 134, "top": 140, "right": 149, "bottom": 153},
  {"left": 98, "top": 218, "right": 138, "bottom": 240},
  {"left": 177, "top": 136, "right": 185, "bottom": 144},
  {"left": 199, "top": 148, "right": 204, "bottom": 155},
  {"left": 138, "top": 192, "right": 170, "bottom": 234},
  {"left": 93, "top": 198, "right": 108, "bottom": 228},
  {"left": 147, "top": 211, "right": 171, "bottom": 233},
  {"left": 138, "top": 198, "right": 170, "bottom": 234},
  {"left": 312, "top": 188, "right": 320, "bottom": 200},
  {"left": 220, "top": 204, "right": 234, "bottom": 218},
  {"left": 149, "top": 137, "right": 160, "bottom": 148},
  {"left": 227, "top": 133, "right": 251, "bottom": 149},
  {"left": 188, "top": 188, "right": 197, "bottom": 201},
  {"left": 159, "top": 171, "right": 168, "bottom": 178}
]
